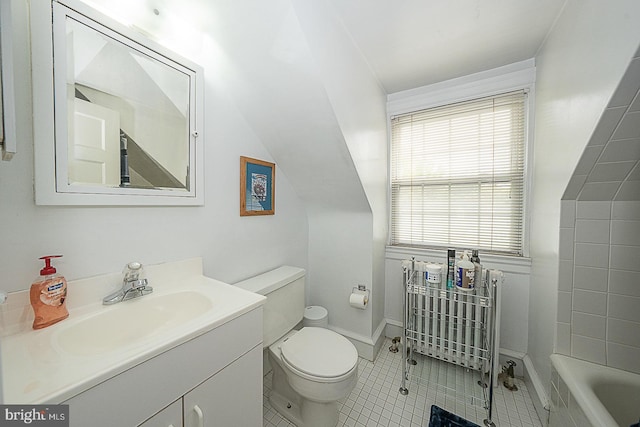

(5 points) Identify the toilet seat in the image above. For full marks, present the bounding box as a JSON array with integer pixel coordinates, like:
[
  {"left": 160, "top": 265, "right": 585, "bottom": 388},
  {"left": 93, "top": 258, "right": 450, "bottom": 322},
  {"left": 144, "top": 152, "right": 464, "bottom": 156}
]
[{"left": 280, "top": 327, "right": 358, "bottom": 380}]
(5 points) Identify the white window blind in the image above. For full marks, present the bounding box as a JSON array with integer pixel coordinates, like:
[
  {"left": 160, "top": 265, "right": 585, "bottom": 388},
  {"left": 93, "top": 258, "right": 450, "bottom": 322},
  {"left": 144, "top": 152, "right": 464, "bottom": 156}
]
[{"left": 390, "top": 91, "right": 527, "bottom": 255}]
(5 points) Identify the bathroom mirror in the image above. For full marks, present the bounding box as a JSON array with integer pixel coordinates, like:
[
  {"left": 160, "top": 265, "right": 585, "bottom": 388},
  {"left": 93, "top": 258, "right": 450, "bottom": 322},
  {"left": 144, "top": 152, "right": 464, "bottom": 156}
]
[
  {"left": 32, "top": 0, "right": 204, "bottom": 205},
  {"left": 0, "top": 0, "right": 17, "bottom": 161}
]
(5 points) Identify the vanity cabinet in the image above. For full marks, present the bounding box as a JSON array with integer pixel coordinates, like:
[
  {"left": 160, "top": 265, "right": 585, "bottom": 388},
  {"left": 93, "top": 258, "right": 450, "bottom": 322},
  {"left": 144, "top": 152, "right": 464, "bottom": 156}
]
[
  {"left": 63, "top": 307, "right": 263, "bottom": 427},
  {"left": 139, "top": 400, "right": 182, "bottom": 427},
  {"left": 139, "top": 345, "right": 262, "bottom": 427},
  {"left": 183, "top": 345, "right": 262, "bottom": 427}
]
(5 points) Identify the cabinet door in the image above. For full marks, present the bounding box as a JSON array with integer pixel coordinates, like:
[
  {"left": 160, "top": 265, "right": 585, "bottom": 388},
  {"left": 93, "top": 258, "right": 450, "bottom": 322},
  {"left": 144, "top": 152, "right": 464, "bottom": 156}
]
[
  {"left": 183, "top": 345, "right": 262, "bottom": 427},
  {"left": 139, "top": 399, "right": 182, "bottom": 427}
]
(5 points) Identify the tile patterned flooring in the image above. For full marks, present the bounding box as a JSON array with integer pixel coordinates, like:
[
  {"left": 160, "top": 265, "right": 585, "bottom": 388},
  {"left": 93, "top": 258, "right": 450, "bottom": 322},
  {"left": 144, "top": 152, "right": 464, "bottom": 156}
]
[{"left": 263, "top": 338, "right": 543, "bottom": 427}]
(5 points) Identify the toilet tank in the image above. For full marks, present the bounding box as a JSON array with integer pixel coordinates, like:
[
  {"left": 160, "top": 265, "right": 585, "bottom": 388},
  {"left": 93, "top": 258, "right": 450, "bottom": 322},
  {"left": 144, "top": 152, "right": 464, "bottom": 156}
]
[{"left": 235, "top": 266, "right": 305, "bottom": 347}]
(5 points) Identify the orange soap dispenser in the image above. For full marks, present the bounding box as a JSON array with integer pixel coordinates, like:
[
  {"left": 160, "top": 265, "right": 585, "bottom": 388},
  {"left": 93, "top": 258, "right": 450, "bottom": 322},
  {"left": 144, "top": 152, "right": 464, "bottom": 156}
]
[{"left": 30, "top": 255, "right": 69, "bottom": 329}]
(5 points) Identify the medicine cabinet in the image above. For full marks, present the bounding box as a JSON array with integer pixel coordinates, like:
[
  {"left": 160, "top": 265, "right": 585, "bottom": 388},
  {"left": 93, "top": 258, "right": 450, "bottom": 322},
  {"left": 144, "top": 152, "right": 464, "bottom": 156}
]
[{"left": 31, "top": 0, "right": 204, "bottom": 205}]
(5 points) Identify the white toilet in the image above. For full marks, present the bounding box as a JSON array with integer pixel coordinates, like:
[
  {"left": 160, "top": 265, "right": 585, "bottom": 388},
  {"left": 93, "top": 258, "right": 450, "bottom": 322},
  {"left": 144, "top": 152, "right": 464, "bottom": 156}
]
[{"left": 236, "top": 266, "right": 358, "bottom": 427}]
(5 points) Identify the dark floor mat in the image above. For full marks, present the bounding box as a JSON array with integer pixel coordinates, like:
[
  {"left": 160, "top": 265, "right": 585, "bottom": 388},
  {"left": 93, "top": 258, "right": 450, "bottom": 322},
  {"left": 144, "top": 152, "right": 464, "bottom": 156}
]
[{"left": 428, "top": 405, "right": 481, "bottom": 427}]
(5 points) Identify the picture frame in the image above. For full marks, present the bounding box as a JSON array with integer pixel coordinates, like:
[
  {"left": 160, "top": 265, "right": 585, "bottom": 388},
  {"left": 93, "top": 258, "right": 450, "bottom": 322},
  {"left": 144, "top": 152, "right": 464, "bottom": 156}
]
[{"left": 240, "top": 156, "right": 275, "bottom": 216}]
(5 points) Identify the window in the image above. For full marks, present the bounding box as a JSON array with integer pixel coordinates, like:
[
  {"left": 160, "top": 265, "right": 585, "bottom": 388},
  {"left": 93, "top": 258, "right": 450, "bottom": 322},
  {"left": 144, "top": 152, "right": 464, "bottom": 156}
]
[{"left": 390, "top": 91, "right": 527, "bottom": 255}]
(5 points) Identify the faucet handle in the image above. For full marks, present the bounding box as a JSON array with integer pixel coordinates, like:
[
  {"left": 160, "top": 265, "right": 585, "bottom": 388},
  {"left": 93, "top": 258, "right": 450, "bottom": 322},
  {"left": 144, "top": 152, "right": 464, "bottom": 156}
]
[
  {"left": 123, "top": 261, "right": 146, "bottom": 283},
  {"left": 127, "top": 261, "right": 142, "bottom": 271}
]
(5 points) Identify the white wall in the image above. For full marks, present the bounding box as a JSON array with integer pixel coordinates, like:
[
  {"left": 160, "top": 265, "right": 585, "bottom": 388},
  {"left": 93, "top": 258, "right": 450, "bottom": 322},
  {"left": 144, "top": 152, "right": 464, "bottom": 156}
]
[
  {"left": 529, "top": 0, "right": 640, "bottom": 392},
  {"left": 292, "top": 0, "right": 389, "bottom": 346},
  {"left": 0, "top": 0, "right": 308, "bottom": 295}
]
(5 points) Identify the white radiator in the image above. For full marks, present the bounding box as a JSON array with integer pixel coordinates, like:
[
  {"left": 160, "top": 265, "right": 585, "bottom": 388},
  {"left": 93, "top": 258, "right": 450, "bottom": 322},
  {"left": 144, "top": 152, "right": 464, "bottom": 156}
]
[{"left": 402, "top": 260, "right": 502, "bottom": 374}]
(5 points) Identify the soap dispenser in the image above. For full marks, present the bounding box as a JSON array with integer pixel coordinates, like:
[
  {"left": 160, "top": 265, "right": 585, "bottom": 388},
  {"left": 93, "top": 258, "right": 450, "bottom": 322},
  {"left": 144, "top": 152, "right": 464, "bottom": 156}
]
[{"left": 30, "top": 255, "right": 69, "bottom": 329}]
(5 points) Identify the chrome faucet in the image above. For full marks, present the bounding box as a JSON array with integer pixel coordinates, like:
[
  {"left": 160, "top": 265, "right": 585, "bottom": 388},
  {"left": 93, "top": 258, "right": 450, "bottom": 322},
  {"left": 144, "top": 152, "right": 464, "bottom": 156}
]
[{"left": 102, "top": 262, "right": 153, "bottom": 305}]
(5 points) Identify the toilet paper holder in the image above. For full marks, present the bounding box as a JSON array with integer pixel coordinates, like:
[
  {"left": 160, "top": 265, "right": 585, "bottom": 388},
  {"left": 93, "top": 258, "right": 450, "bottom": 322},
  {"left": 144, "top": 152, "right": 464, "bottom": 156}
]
[{"left": 352, "top": 284, "right": 370, "bottom": 299}]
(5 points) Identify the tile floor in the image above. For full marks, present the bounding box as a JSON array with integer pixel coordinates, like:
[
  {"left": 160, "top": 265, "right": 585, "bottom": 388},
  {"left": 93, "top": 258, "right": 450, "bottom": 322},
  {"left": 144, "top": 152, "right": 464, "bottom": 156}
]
[{"left": 263, "top": 338, "right": 543, "bottom": 427}]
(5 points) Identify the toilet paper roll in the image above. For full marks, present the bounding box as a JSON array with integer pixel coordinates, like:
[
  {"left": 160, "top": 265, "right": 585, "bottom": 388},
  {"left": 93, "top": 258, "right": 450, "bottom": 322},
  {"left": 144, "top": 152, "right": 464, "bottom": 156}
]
[{"left": 349, "top": 292, "right": 368, "bottom": 309}]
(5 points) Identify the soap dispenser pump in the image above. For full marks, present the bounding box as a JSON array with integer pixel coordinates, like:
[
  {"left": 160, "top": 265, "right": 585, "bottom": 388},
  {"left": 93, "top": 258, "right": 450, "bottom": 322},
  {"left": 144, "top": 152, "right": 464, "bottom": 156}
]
[{"left": 30, "top": 255, "right": 69, "bottom": 329}]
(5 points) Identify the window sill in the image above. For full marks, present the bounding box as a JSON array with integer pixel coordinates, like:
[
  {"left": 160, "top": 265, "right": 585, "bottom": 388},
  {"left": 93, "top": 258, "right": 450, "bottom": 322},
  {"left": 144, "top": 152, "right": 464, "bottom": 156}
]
[{"left": 385, "top": 245, "right": 531, "bottom": 275}]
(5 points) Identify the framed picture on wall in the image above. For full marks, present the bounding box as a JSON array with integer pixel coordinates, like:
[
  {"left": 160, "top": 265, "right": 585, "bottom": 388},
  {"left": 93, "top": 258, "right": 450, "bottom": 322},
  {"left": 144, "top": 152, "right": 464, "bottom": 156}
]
[{"left": 240, "top": 156, "right": 275, "bottom": 216}]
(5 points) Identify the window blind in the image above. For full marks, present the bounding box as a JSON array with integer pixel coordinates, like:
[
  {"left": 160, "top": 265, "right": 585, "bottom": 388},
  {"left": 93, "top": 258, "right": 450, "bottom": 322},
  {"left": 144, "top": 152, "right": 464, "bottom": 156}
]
[{"left": 390, "top": 91, "right": 527, "bottom": 255}]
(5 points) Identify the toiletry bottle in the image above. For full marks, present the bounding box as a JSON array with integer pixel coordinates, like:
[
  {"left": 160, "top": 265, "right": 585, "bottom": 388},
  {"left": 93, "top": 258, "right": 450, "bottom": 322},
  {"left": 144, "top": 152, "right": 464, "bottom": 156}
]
[
  {"left": 30, "top": 255, "right": 69, "bottom": 329},
  {"left": 471, "top": 249, "right": 482, "bottom": 290},
  {"left": 455, "top": 251, "right": 475, "bottom": 291},
  {"left": 446, "top": 249, "right": 456, "bottom": 289}
]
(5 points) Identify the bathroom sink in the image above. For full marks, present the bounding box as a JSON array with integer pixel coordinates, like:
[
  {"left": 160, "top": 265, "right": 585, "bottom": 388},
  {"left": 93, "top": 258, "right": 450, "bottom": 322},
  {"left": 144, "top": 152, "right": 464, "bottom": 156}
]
[
  {"left": 2, "top": 259, "right": 266, "bottom": 405},
  {"left": 55, "top": 291, "right": 213, "bottom": 356}
]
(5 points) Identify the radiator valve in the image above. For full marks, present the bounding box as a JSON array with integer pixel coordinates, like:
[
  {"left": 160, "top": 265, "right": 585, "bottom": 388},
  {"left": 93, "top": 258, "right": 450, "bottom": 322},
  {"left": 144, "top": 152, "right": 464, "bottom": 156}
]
[{"left": 502, "top": 360, "right": 518, "bottom": 391}]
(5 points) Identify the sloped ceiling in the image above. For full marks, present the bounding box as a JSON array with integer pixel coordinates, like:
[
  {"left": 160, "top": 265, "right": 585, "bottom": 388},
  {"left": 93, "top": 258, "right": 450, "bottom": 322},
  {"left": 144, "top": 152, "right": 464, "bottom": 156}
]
[{"left": 79, "top": 0, "right": 568, "bottom": 211}]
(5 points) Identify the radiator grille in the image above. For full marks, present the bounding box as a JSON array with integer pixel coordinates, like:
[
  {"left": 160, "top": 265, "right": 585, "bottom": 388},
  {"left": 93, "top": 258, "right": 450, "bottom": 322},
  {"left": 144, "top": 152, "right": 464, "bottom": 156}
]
[{"left": 404, "top": 269, "right": 494, "bottom": 371}]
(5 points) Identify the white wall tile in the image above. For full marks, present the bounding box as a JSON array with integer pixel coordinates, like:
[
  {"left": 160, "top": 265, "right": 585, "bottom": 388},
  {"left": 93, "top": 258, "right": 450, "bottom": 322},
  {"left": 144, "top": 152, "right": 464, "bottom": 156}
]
[
  {"left": 575, "top": 220, "right": 610, "bottom": 244},
  {"left": 611, "top": 200, "right": 640, "bottom": 220},
  {"left": 608, "top": 293, "right": 640, "bottom": 322},
  {"left": 578, "top": 182, "right": 621, "bottom": 201},
  {"left": 607, "top": 318, "right": 640, "bottom": 347},
  {"left": 585, "top": 161, "right": 636, "bottom": 183},
  {"left": 568, "top": 394, "right": 590, "bottom": 427},
  {"left": 560, "top": 200, "right": 576, "bottom": 227},
  {"left": 612, "top": 110, "right": 640, "bottom": 140},
  {"left": 587, "top": 106, "right": 626, "bottom": 146},
  {"left": 571, "top": 312, "right": 606, "bottom": 339},
  {"left": 611, "top": 220, "right": 640, "bottom": 246},
  {"left": 571, "top": 334, "right": 606, "bottom": 364},
  {"left": 576, "top": 201, "right": 612, "bottom": 219},
  {"left": 599, "top": 138, "right": 640, "bottom": 163},
  {"left": 563, "top": 174, "right": 588, "bottom": 200},
  {"left": 557, "top": 291, "right": 572, "bottom": 323},
  {"left": 615, "top": 180, "right": 640, "bottom": 201},
  {"left": 558, "top": 376, "right": 569, "bottom": 408},
  {"left": 555, "top": 322, "right": 571, "bottom": 355},
  {"left": 631, "top": 90, "right": 640, "bottom": 112},
  {"left": 559, "top": 228, "right": 575, "bottom": 260},
  {"left": 573, "top": 289, "right": 607, "bottom": 316},
  {"left": 609, "top": 58, "right": 640, "bottom": 108},
  {"left": 609, "top": 269, "right": 640, "bottom": 296},
  {"left": 574, "top": 243, "right": 609, "bottom": 268},
  {"left": 610, "top": 244, "right": 640, "bottom": 271},
  {"left": 628, "top": 163, "right": 640, "bottom": 180},
  {"left": 573, "top": 266, "right": 608, "bottom": 291},
  {"left": 607, "top": 342, "right": 640, "bottom": 374},
  {"left": 573, "top": 146, "right": 604, "bottom": 175},
  {"left": 559, "top": 260, "right": 574, "bottom": 291}
]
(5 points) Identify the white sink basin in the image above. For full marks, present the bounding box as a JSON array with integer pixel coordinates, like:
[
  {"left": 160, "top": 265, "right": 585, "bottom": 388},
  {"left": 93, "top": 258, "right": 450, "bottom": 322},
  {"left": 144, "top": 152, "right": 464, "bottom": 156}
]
[
  {"left": 1, "top": 258, "right": 266, "bottom": 405},
  {"left": 54, "top": 291, "right": 213, "bottom": 356}
]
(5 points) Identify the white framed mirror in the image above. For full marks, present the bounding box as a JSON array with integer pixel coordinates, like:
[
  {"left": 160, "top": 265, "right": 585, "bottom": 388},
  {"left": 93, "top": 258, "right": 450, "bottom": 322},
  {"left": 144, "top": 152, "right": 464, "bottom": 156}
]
[{"left": 32, "top": 0, "right": 204, "bottom": 205}]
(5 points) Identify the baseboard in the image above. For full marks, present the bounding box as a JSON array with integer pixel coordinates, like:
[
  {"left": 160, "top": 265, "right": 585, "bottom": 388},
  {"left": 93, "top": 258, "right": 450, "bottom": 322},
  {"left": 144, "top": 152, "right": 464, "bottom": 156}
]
[
  {"left": 384, "top": 319, "right": 402, "bottom": 339},
  {"left": 523, "top": 354, "right": 550, "bottom": 426},
  {"left": 330, "top": 318, "right": 387, "bottom": 361},
  {"left": 499, "top": 348, "right": 525, "bottom": 377}
]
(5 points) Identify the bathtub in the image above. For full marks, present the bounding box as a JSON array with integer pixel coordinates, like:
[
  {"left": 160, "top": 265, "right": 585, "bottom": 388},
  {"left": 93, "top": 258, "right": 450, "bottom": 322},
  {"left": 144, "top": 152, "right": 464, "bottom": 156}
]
[{"left": 550, "top": 354, "right": 640, "bottom": 427}]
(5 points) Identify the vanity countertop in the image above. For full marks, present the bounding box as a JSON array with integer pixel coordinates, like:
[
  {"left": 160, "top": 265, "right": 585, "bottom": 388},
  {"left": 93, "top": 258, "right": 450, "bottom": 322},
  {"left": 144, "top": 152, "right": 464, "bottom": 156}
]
[{"left": 0, "top": 258, "right": 265, "bottom": 404}]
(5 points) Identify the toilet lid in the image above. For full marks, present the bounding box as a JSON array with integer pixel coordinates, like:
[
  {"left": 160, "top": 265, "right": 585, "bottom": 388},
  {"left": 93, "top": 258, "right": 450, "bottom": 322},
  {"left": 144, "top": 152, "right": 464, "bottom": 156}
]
[{"left": 280, "top": 327, "right": 358, "bottom": 378}]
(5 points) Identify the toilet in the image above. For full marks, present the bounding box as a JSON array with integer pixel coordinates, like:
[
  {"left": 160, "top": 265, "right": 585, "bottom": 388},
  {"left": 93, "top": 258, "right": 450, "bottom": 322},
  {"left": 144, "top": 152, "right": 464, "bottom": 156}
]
[{"left": 235, "top": 266, "right": 358, "bottom": 427}]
